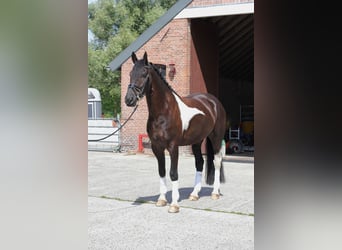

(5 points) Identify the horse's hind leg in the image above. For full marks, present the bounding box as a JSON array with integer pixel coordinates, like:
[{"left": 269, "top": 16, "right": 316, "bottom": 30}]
[
  {"left": 209, "top": 134, "right": 226, "bottom": 200},
  {"left": 189, "top": 141, "right": 204, "bottom": 201},
  {"left": 152, "top": 144, "right": 167, "bottom": 207},
  {"left": 212, "top": 152, "right": 223, "bottom": 199}
]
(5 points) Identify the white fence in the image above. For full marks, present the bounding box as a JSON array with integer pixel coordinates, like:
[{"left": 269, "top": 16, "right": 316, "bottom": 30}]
[{"left": 88, "top": 119, "right": 120, "bottom": 152}]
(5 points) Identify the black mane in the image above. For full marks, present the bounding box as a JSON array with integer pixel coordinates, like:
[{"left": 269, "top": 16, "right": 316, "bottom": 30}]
[{"left": 149, "top": 62, "right": 180, "bottom": 97}]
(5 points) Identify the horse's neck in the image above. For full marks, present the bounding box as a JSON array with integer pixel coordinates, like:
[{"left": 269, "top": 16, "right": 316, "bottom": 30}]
[{"left": 146, "top": 71, "right": 173, "bottom": 115}]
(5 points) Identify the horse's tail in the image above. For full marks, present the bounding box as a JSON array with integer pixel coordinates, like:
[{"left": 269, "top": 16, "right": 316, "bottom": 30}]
[
  {"left": 205, "top": 138, "right": 225, "bottom": 185},
  {"left": 205, "top": 138, "right": 215, "bottom": 185}
]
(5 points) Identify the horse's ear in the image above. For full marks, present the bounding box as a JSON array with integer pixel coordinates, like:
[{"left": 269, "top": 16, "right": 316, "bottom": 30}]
[
  {"left": 131, "top": 52, "right": 138, "bottom": 64},
  {"left": 143, "top": 52, "right": 148, "bottom": 65}
]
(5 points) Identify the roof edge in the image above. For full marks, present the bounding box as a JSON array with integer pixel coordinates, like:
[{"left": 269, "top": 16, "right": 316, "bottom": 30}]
[
  {"left": 175, "top": 2, "right": 254, "bottom": 19},
  {"left": 108, "top": 0, "right": 192, "bottom": 71}
]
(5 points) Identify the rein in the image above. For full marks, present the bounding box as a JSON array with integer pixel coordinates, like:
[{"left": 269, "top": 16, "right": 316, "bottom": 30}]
[{"left": 88, "top": 104, "right": 139, "bottom": 142}]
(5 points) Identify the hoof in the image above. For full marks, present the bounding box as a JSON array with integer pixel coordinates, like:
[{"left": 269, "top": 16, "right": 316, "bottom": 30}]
[
  {"left": 156, "top": 199, "right": 167, "bottom": 207},
  {"left": 189, "top": 195, "right": 199, "bottom": 201},
  {"left": 211, "top": 193, "right": 220, "bottom": 200},
  {"left": 168, "top": 205, "right": 180, "bottom": 213}
]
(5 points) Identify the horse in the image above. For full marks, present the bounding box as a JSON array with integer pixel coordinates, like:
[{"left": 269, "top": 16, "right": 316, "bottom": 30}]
[{"left": 125, "top": 52, "right": 226, "bottom": 213}]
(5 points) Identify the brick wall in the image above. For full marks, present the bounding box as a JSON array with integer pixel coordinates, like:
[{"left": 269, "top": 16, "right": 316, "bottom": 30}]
[{"left": 120, "top": 19, "right": 192, "bottom": 154}]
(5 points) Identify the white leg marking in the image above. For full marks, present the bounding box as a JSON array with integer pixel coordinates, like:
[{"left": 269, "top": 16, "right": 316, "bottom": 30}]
[
  {"left": 212, "top": 153, "right": 222, "bottom": 195},
  {"left": 171, "top": 180, "right": 179, "bottom": 206},
  {"left": 173, "top": 93, "right": 204, "bottom": 132},
  {"left": 212, "top": 169, "right": 220, "bottom": 194},
  {"left": 159, "top": 177, "right": 167, "bottom": 201},
  {"left": 190, "top": 171, "right": 202, "bottom": 197}
]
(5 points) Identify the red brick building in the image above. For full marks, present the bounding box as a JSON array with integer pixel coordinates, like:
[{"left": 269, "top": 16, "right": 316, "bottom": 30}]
[{"left": 109, "top": 0, "right": 254, "bottom": 154}]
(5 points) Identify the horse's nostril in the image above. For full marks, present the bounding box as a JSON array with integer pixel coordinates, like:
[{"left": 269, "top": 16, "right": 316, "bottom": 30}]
[
  {"left": 125, "top": 95, "right": 132, "bottom": 102},
  {"left": 125, "top": 96, "right": 135, "bottom": 106}
]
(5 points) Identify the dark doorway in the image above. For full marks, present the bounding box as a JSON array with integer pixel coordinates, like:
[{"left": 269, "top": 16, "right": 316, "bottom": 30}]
[{"left": 190, "top": 14, "right": 254, "bottom": 154}]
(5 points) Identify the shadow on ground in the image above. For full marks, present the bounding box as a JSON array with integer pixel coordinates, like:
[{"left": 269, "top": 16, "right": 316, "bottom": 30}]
[{"left": 132, "top": 187, "right": 216, "bottom": 205}]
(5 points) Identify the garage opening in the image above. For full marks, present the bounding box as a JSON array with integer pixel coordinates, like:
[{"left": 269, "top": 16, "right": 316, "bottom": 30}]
[{"left": 190, "top": 14, "right": 254, "bottom": 155}]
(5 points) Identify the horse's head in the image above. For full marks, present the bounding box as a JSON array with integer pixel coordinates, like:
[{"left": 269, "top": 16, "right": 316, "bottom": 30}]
[{"left": 125, "top": 52, "right": 150, "bottom": 107}]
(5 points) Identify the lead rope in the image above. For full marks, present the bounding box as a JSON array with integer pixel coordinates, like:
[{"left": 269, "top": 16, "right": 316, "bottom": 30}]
[{"left": 88, "top": 103, "right": 139, "bottom": 142}]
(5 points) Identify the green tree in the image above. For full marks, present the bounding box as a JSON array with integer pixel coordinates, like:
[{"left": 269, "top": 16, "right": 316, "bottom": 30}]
[{"left": 88, "top": 0, "right": 176, "bottom": 117}]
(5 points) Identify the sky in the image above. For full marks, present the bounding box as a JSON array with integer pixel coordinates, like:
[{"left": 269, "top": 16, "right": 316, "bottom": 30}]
[
  {"left": 88, "top": 30, "right": 94, "bottom": 43},
  {"left": 88, "top": 0, "right": 97, "bottom": 42}
]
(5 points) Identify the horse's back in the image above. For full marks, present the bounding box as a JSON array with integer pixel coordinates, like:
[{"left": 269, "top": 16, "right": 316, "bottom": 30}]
[
  {"left": 185, "top": 93, "right": 226, "bottom": 148},
  {"left": 186, "top": 92, "right": 221, "bottom": 105},
  {"left": 184, "top": 92, "right": 225, "bottom": 120}
]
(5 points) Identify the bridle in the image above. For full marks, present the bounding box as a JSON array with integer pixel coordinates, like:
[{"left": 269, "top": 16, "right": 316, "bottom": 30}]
[{"left": 128, "top": 66, "right": 151, "bottom": 102}]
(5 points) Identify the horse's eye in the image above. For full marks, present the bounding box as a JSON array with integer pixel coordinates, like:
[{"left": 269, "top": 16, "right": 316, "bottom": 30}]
[{"left": 142, "top": 68, "right": 148, "bottom": 75}]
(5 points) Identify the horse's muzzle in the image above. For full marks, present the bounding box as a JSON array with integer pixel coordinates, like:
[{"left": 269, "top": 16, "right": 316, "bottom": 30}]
[{"left": 125, "top": 88, "right": 137, "bottom": 107}]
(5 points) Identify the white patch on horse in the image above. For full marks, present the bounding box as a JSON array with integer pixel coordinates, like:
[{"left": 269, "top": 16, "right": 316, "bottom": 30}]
[{"left": 173, "top": 93, "right": 204, "bottom": 132}]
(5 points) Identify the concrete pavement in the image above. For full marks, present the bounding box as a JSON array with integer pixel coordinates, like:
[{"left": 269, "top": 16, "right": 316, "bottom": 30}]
[{"left": 88, "top": 151, "right": 254, "bottom": 249}]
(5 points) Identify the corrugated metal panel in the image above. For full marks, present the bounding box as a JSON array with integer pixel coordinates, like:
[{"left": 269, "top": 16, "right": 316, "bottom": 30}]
[{"left": 209, "top": 13, "right": 254, "bottom": 81}]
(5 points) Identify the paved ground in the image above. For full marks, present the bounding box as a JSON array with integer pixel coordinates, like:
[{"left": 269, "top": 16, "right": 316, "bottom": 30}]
[{"left": 88, "top": 151, "right": 254, "bottom": 249}]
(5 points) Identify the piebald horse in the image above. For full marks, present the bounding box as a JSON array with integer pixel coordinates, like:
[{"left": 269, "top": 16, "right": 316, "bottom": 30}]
[{"left": 125, "top": 52, "right": 226, "bottom": 213}]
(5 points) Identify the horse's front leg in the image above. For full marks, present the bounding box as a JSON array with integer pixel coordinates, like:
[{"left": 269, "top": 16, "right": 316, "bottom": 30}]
[
  {"left": 152, "top": 144, "right": 167, "bottom": 207},
  {"left": 168, "top": 143, "right": 180, "bottom": 213}
]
